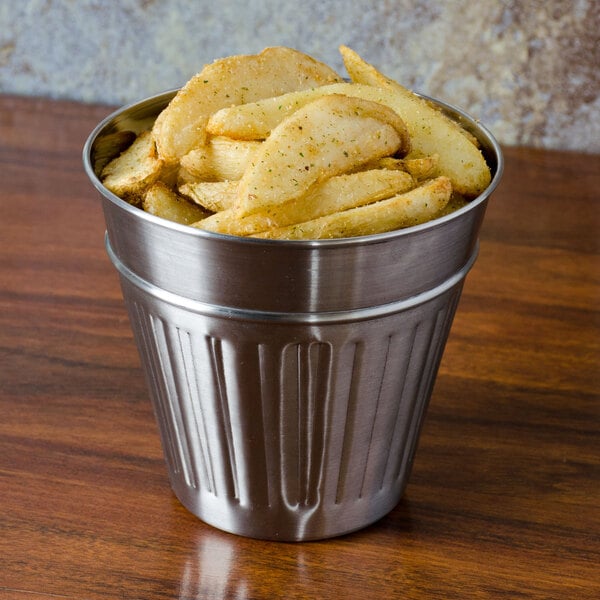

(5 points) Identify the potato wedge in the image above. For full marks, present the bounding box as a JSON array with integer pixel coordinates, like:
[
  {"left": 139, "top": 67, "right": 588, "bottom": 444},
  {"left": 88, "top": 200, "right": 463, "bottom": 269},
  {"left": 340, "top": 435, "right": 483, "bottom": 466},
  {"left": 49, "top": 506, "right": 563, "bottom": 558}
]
[
  {"left": 438, "top": 192, "right": 470, "bottom": 217},
  {"left": 340, "top": 48, "right": 480, "bottom": 148},
  {"left": 92, "top": 130, "right": 136, "bottom": 174},
  {"left": 180, "top": 137, "right": 262, "bottom": 181},
  {"left": 236, "top": 94, "right": 411, "bottom": 217},
  {"left": 152, "top": 46, "right": 342, "bottom": 164},
  {"left": 359, "top": 155, "right": 440, "bottom": 180},
  {"left": 100, "top": 130, "right": 163, "bottom": 204},
  {"left": 207, "top": 82, "right": 356, "bottom": 140},
  {"left": 142, "top": 181, "right": 210, "bottom": 224},
  {"left": 179, "top": 180, "right": 238, "bottom": 212},
  {"left": 254, "top": 176, "right": 452, "bottom": 240},
  {"left": 193, "top": 169, "right": 415, "bottom": 236},
  {"left": 206, "top": 77, "right": 487, "bottom": 196},
  {"left": 156, "top": 162, "right": 180, "bottom": 188},
  {"left": 339, "top": 45, "right": 490, "bottom": 197},
  {"left": 176, "top": 164, "right": 201, "bottom": 186}
]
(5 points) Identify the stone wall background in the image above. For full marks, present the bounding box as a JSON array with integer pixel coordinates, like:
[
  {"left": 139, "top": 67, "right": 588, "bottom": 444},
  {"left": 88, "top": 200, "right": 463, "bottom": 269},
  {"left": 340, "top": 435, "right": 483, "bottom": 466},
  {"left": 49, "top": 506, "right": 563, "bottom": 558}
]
[{"left": 1, "top": 0, "right": 598, "bottom": 152}]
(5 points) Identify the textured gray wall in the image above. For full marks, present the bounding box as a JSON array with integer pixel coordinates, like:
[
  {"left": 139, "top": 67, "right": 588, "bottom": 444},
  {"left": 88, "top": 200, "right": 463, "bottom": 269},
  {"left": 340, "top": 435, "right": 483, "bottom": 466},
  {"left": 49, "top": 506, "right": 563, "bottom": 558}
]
[{"left": 1, "top": 0, "right": 598, "bottom": 151}]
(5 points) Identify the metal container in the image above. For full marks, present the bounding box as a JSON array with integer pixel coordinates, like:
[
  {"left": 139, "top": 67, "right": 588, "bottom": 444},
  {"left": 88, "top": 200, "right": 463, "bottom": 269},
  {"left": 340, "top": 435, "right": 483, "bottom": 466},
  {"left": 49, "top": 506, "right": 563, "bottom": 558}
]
[{"left": 83, "top": 90, "right": 503, "bottom": 541}]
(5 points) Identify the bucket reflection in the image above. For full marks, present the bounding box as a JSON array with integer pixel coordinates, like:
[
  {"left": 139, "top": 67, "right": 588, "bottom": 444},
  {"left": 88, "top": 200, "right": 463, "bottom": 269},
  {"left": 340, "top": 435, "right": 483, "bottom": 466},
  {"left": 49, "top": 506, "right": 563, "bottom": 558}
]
[
  {"left": 177, "top": 502, "right": 410, "bottom": 600},
  {"left": 180, "top": 532, "right": 249, "bottom": 600}
]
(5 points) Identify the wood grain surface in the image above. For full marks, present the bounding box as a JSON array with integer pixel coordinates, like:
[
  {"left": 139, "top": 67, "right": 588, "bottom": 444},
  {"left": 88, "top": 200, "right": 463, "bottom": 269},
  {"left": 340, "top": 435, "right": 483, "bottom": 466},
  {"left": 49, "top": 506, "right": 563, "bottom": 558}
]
[{"left": 0, "top": 95, "right": 598, "bottom": 599}]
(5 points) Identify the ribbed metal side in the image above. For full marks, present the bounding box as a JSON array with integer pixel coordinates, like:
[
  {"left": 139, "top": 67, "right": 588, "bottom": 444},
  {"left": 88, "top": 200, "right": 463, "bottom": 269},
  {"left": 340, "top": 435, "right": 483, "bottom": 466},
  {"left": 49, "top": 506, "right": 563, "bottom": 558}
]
[{"left": 119, "top": 275, "right": 462, "bottom": 541}]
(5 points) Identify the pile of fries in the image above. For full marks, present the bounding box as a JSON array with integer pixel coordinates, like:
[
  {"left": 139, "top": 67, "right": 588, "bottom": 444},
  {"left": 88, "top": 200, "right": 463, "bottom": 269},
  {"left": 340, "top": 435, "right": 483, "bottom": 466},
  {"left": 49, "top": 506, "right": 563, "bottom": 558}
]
[{"left": 101, "top": 46, "right": 491, "bottom": 240}]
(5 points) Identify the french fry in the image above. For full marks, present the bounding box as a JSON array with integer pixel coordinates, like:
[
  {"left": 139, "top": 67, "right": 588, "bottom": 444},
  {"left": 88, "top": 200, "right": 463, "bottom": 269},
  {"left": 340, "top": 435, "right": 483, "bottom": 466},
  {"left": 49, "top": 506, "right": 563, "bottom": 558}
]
[
  {"left": 101, "top": 130, "right": 163, "bottom": 204},
  {"left": 179, "top": 180, "right": 238, "bottom": 212},
  {"left": 236, "top": 94, "right": 411, "bottom": 217},
  {"left": 207, "top": 82, "right": 354, "bottom": 140},
  {"left": 176, "top": 164, "right": 201, "bottom": 185},
  {"left": 102, "top": 46, "right": 493, "bottom": 239},
  {"left": 205, "top": 76, "right": 487, "bottom": 196},
  {"left": 193, "top": 169, "right": 415, "bottom": 236},
  {"left": 92, "top": 130, "right": 136, "bottom": 174},
  {"left": 339, "top": 45, "right": 490, "bottom": 197},
  {"left": 156, "top": 162, "right": 180, "bottom": 188},
  {"left": 142, "top": 181, "right": 210, "bottom": 224},
  {"left": 341, "top": 49, "right": 480, "bottom": 149},
  {"left": 253, "top": 176, "right": 452, "bottom": 240},
  {"left": 357, "top": 155, "right": 439, "bottom": 180},
  {"left": 152, "top": 47, "right": 342, "bottom": 164},
  {"left": 180, "top": 137, "right": 261, "bottom": 181},
  {"left": 438, "top": 192, "right": 470, "bottom": 217},
  {"left": 206, "top": 81, "right": 423, "bottom": 141}
]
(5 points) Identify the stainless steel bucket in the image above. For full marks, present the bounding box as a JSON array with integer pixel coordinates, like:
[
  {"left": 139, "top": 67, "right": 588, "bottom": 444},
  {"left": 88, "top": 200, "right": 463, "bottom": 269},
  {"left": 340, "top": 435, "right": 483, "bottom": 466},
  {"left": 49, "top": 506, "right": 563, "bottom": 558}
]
[{"left": 83, "top": 90, "right": 503, "bottom": 541}]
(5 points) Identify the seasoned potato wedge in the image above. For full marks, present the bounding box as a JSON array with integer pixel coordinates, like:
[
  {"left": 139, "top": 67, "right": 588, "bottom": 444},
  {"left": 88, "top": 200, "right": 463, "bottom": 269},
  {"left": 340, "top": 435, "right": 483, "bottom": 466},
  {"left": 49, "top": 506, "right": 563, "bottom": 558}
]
[
  {"left": 236, "top": 94, "right": 411, "bottom": 216},
  {"left": 101, "top": 46, "right": 493, "bottom": 237},
  {"left": 207, "top": 82, "right": 356, "bottom": 140},
  {"left": 254, "top": 176, "right": 452, "bottom": 240},
  {"left": 193, "top": 169, "right": 415, "bottom": 236},
  {"left": 206, "top": 75, "right": 488, "bottom": 196},
  {"left": 359, "top": 155, "right": 440, "bottom": 180},
  {"left": 339, "top": 45, "right": 490, "bottom": 197},
  {"left": 101, "top": 130, "right": 163, "bottom": 204},
  {"left": 152, "top": 46, "right": 342, "bottom": 164},
  {"left": 179, "top": 137, "right": 261, "bottom": 181},
  {"left": 179, "top": 180, "right": 238, "bottom": 212},
  {"left": 142, "top": 181, "right": 210, "bottom": 224}
]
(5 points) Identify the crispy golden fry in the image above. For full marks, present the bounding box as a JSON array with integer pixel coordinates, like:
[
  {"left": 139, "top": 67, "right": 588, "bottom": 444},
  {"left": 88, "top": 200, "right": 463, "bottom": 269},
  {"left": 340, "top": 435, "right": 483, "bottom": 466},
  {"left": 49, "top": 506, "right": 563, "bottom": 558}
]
[
  {"left": 92, "top": 130, "right": 136, "bottom": 174},
  {"left": 142, "top": 181, "right": 210, "bottom": 224},
  {"left": 180, "top": 137, "right": 261, "bottom": 181},
  {"left": 152, "top": 47, "right": 342, "bottom": 164},
  {"left": 254, "top": 176, "right": 452, "bottom": 240},
  {"left": 358, "top": 155, "right": 439, "bottom": 180},
  {"left": 103, "top": 46, "right": 492, "bottom": 238},
  {"left": 339, "top": 45, "right": 491, "bottom": 197},
  {"left": 206, "top": 81, "right": 477, "bottom": 159},
  {"left": 419, "top": 96, "right": 480, "bottom": 147},
  {"left": 341, "top": 51, "right": 480, "bottom": 151},
  {"left": 206, "top": 81, "right": 420, "bottom": 141},
  {"left": 100, "top": 130, "right": 163, "bottom": 204},
  {"left": 176, "top": 164, "right": 200, "bottom": 185},
  {"left": 179, "top": 180, "right": 238, "bottom": 212},
  {"left": 193, "top": 169, "right": 415, "bottom": 236},
  {"left": 207, "top": 82, "right": 354, "bottom": 140},
  {"left": 438, "top": 192, "right": 470, "bottom": 217},
  {"left": 156, "top": 162, "right": 180, "bottom": 188},
  {"left": 205, "top": 76, "right": 485, "bottom": 195},
  {"left": 236, "top": 94, "right": 411, "bottom": 217}
]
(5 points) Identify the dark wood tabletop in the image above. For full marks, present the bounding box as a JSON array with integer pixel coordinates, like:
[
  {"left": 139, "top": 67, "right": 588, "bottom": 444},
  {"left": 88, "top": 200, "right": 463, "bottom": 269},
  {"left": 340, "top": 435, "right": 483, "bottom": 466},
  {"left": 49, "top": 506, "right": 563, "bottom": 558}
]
[{"left": 1, "top": 94, "right": 598, "bottom": 599}]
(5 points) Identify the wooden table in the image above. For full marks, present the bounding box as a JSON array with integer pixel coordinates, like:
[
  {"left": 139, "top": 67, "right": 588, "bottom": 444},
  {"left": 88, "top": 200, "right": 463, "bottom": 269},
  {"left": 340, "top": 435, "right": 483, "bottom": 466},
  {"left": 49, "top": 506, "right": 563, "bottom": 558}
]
[{"left": 1, "top": 94, "right": 598, "bottom": 599}]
